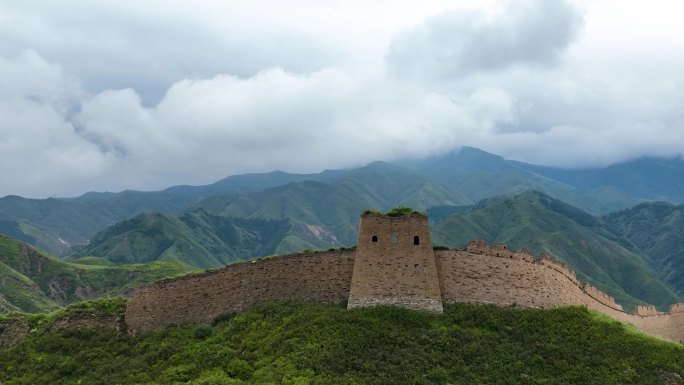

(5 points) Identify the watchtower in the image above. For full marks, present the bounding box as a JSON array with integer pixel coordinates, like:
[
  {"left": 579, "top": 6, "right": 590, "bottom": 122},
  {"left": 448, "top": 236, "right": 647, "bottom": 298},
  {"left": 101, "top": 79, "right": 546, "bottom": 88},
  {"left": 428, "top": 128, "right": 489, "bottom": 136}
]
[{"left": 347, "top": 210, "right": 443, "bottom": 313}]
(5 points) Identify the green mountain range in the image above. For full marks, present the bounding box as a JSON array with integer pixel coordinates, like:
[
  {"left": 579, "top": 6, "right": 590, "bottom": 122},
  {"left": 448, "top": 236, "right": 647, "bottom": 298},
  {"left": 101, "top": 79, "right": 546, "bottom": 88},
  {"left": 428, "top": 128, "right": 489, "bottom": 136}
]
[
  {"left": 0, "top": 234, "right": 192, "bottom": 313},
  {"left": 68, "top": 210, "right": 291, "bottom": 268},
  {"left": 4, "top": 146, "right": 681, "bottom": 257},
  {"left": 603, "top": 202, "right": 684, "bottom": 297}
]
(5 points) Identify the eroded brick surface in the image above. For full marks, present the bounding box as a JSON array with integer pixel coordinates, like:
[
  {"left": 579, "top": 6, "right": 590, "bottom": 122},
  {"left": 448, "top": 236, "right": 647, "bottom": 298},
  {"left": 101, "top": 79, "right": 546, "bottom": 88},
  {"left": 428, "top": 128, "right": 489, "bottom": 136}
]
[
  {"left": 125, "top": 250, "right": 354, "bottom": 332},
  {"left": 348, "top": 213, "right": 443, "bottom": 313}
]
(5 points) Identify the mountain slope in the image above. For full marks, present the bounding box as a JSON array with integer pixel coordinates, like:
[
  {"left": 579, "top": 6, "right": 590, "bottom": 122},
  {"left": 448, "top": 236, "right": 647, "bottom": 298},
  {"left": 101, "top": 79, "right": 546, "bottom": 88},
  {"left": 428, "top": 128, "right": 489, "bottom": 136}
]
[
  {"left": 402, "top": 147, "right": 640, "bottom": 214},
  {"left": 516, "top": 156, "right": 684, "bottom": 201},
  {"left": 1, "top": 147, "right": 677, "bottom": 256},
  {"left": 197, "top": 162, "right": 470, "bottom": 247},
  {"left": 432, "top": 191, "right": 680, "bottom": 310},
  {"left": 2, "top": 301, "right": 683, "bottom": 384},
  {"left": 70, "top": 210, "right": 292, "bottom": 268},
  {"left": 0, "top": 234, "right": 192, "bottom": 313},
  {"left": 603, "top": 202, "right": 684, "bottom": 296}
]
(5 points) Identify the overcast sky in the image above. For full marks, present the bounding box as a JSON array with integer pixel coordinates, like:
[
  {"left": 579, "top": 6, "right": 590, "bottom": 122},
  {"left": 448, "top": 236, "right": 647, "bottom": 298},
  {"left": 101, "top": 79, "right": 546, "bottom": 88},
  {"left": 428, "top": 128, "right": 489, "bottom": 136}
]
[{"left": 1, "top": 0, "right": 684, "bottom": 198}]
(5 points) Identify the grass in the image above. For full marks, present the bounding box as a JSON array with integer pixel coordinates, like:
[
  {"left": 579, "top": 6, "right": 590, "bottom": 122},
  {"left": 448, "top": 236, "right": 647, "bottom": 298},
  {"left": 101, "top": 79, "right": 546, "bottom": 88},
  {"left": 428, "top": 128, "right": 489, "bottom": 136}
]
[{"left": 1, "top": 301, "right": 683, "bottom": 384}]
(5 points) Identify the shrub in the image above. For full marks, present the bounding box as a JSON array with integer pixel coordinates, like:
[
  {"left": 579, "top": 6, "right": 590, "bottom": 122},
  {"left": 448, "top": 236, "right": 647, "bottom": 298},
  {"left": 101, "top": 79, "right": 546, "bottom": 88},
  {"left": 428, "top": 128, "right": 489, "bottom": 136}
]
[{"left": 193, "top": 324, "right": 213, "bottom": 340}]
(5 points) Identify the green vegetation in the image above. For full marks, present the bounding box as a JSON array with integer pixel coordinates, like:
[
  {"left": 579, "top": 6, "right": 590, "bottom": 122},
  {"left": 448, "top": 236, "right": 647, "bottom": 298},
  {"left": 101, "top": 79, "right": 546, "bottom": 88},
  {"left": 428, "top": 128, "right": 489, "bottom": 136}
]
[
  {"left": 363, "top": 207, "right": 426, "bottom": 217},
  {"left": 0, "top": 234, "right": 193, "bottom": 313},
  {"left": 1, "top": 301, "right": 683, "bottom": 384},
  {"left": 68, "top": 210, "right": 291, "bottom": 269},
  {"left": 602, "top": 202, "right": 684, "bottom": 297}
]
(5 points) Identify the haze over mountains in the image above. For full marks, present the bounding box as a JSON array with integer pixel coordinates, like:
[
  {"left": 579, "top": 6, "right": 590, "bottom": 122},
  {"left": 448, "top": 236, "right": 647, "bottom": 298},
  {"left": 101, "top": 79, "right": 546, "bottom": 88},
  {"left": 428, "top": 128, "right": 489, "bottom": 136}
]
[{"left": 2, "top": 147, "right": 684, "bottom": 312}]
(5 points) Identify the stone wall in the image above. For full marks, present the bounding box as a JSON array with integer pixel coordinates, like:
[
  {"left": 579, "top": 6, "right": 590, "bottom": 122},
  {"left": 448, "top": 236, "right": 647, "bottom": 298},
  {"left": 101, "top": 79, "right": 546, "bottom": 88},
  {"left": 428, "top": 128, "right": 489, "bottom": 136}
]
[
  {"left": 126, "top": 250, "right": 355, "bottom": 332},
  {"left": 123, "top": 229, "right": 684, "bottom": 343},
  {"left": 347, "top": 213, "right": 443, "bottom": 313},
  {"left": 434, "top": 247, "right": 684, "bottom": 343}
]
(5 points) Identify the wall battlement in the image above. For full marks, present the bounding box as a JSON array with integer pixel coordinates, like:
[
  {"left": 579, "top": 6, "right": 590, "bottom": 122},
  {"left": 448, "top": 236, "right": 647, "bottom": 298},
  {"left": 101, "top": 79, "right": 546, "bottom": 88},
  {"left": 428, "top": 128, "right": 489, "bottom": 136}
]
[{"left": 125, "top": 213, "right": 684, "bottom": 344}]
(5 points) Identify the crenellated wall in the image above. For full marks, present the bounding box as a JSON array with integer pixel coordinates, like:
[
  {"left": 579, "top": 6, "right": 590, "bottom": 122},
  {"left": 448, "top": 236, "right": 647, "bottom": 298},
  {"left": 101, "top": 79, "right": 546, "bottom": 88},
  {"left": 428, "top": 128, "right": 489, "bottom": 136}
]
[{"left": 124, "top": 216, "right": 684, "bottom": 344}]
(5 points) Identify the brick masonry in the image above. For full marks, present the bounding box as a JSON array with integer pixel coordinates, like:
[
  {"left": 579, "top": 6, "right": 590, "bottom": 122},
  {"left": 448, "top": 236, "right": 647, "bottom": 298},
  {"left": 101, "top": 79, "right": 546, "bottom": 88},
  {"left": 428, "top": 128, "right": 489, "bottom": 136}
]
[
  {"left": 124, "top": 213, "right": 684, "bottom": 344},
  {"left": 347, "top": 213, "right": 443, "bottom": 313}
]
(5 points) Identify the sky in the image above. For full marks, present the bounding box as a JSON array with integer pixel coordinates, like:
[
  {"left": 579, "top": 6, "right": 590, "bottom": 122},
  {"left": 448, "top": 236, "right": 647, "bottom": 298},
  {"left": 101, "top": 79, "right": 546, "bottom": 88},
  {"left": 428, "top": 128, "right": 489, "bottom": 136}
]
[{"left": 1, "top": 0, "right": 684, "bottom": 198}]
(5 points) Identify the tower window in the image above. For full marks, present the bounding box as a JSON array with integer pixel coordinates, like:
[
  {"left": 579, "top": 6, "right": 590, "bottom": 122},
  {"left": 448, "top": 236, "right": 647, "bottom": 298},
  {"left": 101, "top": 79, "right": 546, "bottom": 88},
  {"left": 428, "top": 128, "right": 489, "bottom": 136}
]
[
  {"left": 372, "top": 235, "right": 378, "bottom": 243},
  {"left": 414, "top": 236, "right": 420, "bottom": 245},
  {"left": 391, "top": 234, "right": 399, "bottom": 244}
]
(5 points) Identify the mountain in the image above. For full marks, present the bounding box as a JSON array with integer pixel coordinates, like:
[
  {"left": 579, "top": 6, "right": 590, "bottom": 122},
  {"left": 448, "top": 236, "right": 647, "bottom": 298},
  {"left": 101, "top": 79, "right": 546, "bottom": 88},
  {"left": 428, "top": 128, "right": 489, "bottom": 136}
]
[
  {"left": 0, "top": 234, "right": 192, "bottom": 313},
  {"left": 516, "top": 156, "right": 684, "bottom": 202},
  {"left": 69, "top": 210, "right": 291, "bottom": 268},
  {"left": 431, "top": 191, "right": 680, "bottom": 310},
  {"left": 2, "top": 300, "right": 683, "bottom": 384},
  {"left": 2, "top": 147, "right": 678, "bottom": 257},
  {"left": 602, "top": 202, "right": 684, "bottom": 297},
  {"left": 0, "top": 170, "right": 351, "bottom": 256},
  {"left": 197, "top": 162, "right": 471, "bottom": 247},
  {"left": 401, "top": 147, "right": 641, "bottom": 214}
]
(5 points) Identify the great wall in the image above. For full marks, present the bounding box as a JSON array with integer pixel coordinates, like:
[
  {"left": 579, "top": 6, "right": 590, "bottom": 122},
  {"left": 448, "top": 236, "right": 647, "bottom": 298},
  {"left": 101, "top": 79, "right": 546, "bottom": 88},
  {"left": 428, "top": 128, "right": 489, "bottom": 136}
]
[
  {"left": 123, "top": 211, "right": 684, "bottom": 344},
  {"left": 3, "top": 210, "right": 683, "bottom": 346}
]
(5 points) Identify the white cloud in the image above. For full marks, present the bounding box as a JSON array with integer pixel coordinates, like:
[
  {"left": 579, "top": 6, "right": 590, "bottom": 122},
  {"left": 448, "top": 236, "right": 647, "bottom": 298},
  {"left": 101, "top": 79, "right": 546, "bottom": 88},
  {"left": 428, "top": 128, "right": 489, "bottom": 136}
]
[
  {"left": 386, "top": 0, "right": 583, "bottom": 80},
  {"left": 2, "top": 1, "right": 684, "bottom": 197}
]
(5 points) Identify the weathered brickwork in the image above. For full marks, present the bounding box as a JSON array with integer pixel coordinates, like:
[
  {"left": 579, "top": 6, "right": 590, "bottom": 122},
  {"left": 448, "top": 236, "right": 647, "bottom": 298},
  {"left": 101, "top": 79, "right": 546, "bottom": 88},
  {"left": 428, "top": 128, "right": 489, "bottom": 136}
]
[
  {"left": 347, "top": 213, "right": 443, "bottom": 313},
  {"left": 434, "top": 246, "right": 684, "bottom": 343},
  {"left": 126, "top": 250, "right": 355, "bottom": 332},
  {"left": 124, "top": 213, "right": 684, "bottom": 344},
  {"left": 636, "top": 305, "right": 660, "bottom": 316}
]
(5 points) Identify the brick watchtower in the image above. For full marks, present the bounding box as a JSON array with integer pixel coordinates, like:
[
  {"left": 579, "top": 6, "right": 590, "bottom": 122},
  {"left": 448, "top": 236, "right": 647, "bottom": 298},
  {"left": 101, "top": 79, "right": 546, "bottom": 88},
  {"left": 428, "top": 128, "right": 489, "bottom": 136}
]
[{"left": 347, "top": 210, "right": 443, "bottom": 313}]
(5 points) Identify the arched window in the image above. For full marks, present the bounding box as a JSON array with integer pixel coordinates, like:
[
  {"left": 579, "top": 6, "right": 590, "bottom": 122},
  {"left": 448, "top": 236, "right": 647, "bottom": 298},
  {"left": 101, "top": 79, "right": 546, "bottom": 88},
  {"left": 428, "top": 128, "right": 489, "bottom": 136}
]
[
  {"left": 391, "top": 234, "right": 399, "bottom": 244},
  {"left": 413, "top": 236, "right": 420, "bottom": 245},
  {"left": 371, "top": 235, "right": 378, "bottom": 243}
]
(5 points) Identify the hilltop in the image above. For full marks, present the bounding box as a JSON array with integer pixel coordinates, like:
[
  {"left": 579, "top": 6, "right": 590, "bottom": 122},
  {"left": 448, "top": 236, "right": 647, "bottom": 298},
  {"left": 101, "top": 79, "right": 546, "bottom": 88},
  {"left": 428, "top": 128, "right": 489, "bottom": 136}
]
[
  {"left": 1, "top": 300, "right": 683, "bottom": 384},
  {"left": 0, "top": 234, "right": 193, "bottom": 313}
]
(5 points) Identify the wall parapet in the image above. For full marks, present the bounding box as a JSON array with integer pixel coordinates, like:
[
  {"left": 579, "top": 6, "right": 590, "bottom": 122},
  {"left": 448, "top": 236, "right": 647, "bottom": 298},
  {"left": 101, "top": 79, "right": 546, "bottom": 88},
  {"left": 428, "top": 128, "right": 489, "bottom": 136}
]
[
  {"left": 669, "top": 304, "right": 684, "bottom": 314},
  {"left": 636, "top": 305, "right": 661, "bottom": 317},
  {"left": 583, "top": 283, "right": 623, "bottom": 312},
  {"left": 464, "top": 240, "right": 533, "bottom": 262}
]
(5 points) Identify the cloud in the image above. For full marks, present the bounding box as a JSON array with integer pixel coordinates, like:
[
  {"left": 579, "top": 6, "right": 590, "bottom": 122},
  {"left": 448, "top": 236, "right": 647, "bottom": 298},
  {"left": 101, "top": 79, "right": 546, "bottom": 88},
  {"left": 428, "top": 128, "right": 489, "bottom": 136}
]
[
  {"left": 0, "top": 51, "right": 112, "bottom": 197},
  {"left": 71, "top": 68, "right": 517, "bottom": 195},
  {"left": 0, "top": 1, "right": 338, "bottom": 104},
  {"left": 386, "top": 0, "right": 584, "bottom": 80},
  {"left": 2, "top": 1, "right": 684, "bottom": 198}
]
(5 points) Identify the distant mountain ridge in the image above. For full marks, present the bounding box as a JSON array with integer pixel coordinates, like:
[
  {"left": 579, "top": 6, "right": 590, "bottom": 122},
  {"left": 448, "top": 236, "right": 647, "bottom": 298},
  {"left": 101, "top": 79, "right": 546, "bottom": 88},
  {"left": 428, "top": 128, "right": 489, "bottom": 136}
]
[
  {"left": 5, "top": 146, "right": 682, "bottom": 257},
  {"left": 0, "top": 234, "right": 192, "bottom": 313},
  {"left": 68, "top": 210, "right": 291, "bottom": 268}
]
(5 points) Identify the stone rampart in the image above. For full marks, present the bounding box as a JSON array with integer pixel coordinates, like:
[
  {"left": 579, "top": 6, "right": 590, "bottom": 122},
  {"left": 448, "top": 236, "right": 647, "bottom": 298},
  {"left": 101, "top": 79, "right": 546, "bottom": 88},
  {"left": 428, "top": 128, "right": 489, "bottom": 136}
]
[
  {"left": 435, "top": 246, "right": 684, "bottom": 343},
  {"left": 123, "top": 222, "right": 684, "bottom": 343},
  {"left": 126, "top": 250, "right": 355, "bottom": 332},
  {"left": 636, "top": 305, "right": 660, "bottom": 316}
]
